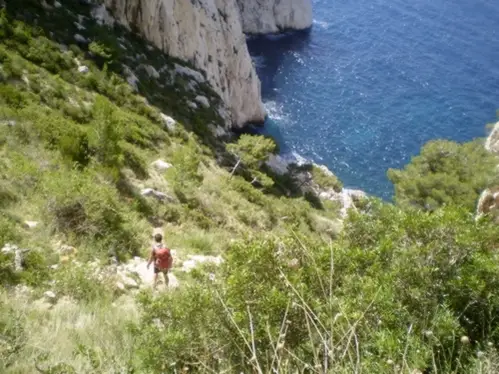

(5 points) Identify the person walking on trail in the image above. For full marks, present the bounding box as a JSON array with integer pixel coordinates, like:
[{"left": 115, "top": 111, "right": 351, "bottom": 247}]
[{"left": 147, "top": 233, "right": 173, "bottom": 290}]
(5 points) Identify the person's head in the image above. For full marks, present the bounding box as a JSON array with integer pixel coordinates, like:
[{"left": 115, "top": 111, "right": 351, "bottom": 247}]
[{"left": 154, "top": 233, "right": 163, "bottom": 243}]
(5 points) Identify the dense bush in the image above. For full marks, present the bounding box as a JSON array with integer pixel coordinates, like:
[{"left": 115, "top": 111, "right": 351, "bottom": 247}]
[
  {"left": 388, "top": 139, "right": 499, "bottom": 211},
  {"left": 133, "top": 203, "right": 499, "bottom": 372},
  {"left": 311, "top": 164, "right": 343, "bottom": 192},
  {"left": 41, "top": 168, "right": 146, "bottom": 259},
  {"left": 227, "top": 134, "right": 276, "bottom": 188},
  {"left": 167, "top": 139, "right": 204, "bottom": 195}
]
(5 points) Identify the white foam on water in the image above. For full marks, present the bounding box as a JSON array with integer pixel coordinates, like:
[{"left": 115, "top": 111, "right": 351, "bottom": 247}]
[
  {"left": 313, "top": 19, "right": 330, "bottom": 29},
  {"left": 280, "top": 151, "right": 309, "bottom": 166},
  {"left": 291, "top": 51, "right": 305, "bottom": 66},
  {"left": 251, "top": 55, "right": 266, "bottom": 69},
  {"left": 264, "top": 101, "right": 290, "bottom": 122}
]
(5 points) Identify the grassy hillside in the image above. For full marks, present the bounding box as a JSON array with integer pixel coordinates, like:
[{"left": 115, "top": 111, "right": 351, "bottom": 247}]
[{"left": 1, "top": 0, "right": 499, "bottom": 373}]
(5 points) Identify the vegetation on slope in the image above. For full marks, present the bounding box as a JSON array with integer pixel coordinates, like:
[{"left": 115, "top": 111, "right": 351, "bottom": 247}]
[
  {"left": 1, "top": 0, "right": 499, "bottom": 373},
  {"left": 388, "top": 139, "right": 499, "bottom": 211}
]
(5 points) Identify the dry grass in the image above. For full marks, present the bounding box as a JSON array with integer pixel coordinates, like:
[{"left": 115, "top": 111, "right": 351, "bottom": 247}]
[{"left": 1, "top": 290, "right": 138, "bottom": 374}]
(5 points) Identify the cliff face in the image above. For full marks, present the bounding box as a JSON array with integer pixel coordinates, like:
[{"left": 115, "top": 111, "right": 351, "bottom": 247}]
[
  {"left": 236, "top": 0, "right": 313, "bottom": 34},
  {"left": 485, "top": 121, "right": 499, "bottom": 154},
  {"left": 102, "top": 0, "right": 266, "bottom": 128},
  {"left": 476, "top": 122, "right": 499, "bottom": 219},
  {"left": 101, "top": 0, "right": 312, "bottom": 128}
]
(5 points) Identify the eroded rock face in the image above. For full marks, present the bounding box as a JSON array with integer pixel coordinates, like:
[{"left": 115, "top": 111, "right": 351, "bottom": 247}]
[
  {"left": 236, "top": 0, "right": 313, "bottom": 34},
  {"left": 485, "top": 122, "right": 499, "bottom": 155},
  {"left": 102, "top": 0, "right": 266, "bottom": 128},
  {"left": 476, "top": 187, "right": 499, "bottom": 220},
  {"left": 477, "top": 122, "right": 499, "bottom": 219}
]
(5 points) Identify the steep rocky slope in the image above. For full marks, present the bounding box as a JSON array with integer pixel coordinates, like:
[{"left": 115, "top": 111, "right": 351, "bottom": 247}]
[
  {"left": 236, "top": 0, "right": 313, "bottom": 34},
  {"left": 477, "top": 121, "right": 499, "bottom": 219},
  {"left": 102, "top": 0, "right": 265, "bottom": 128},
  {"left": 101, "top": 0, "right": 313, "bottom": 128}
]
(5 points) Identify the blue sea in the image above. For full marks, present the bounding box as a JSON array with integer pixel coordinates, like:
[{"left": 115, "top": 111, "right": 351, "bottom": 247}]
[{"left": 247, "top": 0, "right": 499, "bottom": 199}]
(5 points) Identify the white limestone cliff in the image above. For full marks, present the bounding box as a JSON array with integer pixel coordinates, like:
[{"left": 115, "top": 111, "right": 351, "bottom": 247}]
[
  {"left": 236, "top": 0, "right": 313, "bottom": 34},
  {"left": 102, "top": 0, "right": 266, "bottom": 128},
  {"left": 485, "top": 121, "right": 499, "bottom": 155}
]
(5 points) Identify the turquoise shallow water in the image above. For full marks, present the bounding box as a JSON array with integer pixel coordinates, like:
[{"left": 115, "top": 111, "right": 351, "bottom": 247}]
[{"left": 248, "top": 0, "right": 499, "bottom": 199}]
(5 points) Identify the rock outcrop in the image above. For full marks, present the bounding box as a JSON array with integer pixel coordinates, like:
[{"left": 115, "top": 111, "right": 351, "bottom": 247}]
[
  {"left": 101, "top": 0, "right": 266, "bottom": 128},
  {"left": 476, "top": 187, "right": 499, "bottom": 220},
  {"left": 266, "top": 154, "right": 367, "bottom": 218},
  {"left": 485, "top": 122, "right": 499, "bottom": 154},
  {"left": 477, "top": 122, "right": 499, "bottom": 219},
  {"left": 236, "top": 0, "right": 313, "bottom": 34}
]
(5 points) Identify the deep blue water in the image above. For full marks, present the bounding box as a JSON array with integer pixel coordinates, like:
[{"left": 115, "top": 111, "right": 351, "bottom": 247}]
[{"left": 247, "top": 0, "right": 499, "bottom": 199}]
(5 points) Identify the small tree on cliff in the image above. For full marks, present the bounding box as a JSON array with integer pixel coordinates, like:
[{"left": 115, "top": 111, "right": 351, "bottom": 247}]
[
  {"left": 167, "top": 139, "right": 203, "bottom": 195},
  {"left": 227, "top": 134, "right": 276, "bottom": 188},
  {"left": 388, "top": 139, "right": 499, "bottom": 211}
]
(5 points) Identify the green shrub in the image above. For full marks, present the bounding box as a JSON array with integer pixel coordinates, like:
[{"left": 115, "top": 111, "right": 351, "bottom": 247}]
[
  {"left": 311, "top": 164, "right": 343, "bottom": 192},
  {"left": 19, "top": 249, "right": 50, "bottom": 287},
  {"left": 133, "top": 203, "right": 499, "bottom": 372},
  {"left": 388, "top": 139, "right": 499, "bottom": 211},
  {"left": 59, "top": 130, "right": 91, "bottom": 168},
  {"left": 0, "top": 297, "right": 28, "bottom": 371},
  {"left": 0, "top": 214, "right": 18, "bottom": 246},
  {"left": 229, "top": 176, "right": 266, "bottom": 206},
  {"left": 167, "top": 140, "right": 203, "bottom": 194},
  {"left": 227, "top": 134, "right": 276, "bottom": 188},
  {"left": 41, "top": 168, "right": 144, "bottom": 258},
  {"left": 54, "top": 264, "right": 113, "bottom": 303},
  {"left": 88, "top": 96, "right": 124, "bottom": 178},
  {"left": 134, "top": 286, "right": 224, "bottom": 373},
  {"left": 120, "top": 141, "right": 148, "bottom": 179}
]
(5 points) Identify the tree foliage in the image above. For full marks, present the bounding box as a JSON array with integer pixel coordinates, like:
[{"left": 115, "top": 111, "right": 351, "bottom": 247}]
[
  {"left": 227, "top": 134, "right": 276, "bottom": 187},
  {"left": 167, "top": 139, "right": 203, "bottom": 193},
  {"left": 388, "top": 139, "right": 499, "bottom": 211},
  {"left": 134, "top": 203, "right": 499, "bottom": 372}
]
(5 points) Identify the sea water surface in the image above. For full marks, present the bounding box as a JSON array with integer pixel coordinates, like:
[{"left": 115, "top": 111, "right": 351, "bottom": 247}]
[{"left": 247, "top": 0, "right": 499, "bottom": 199}]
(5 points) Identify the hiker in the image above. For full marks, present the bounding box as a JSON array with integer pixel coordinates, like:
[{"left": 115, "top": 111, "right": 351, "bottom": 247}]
[{"left": 146, "top": 233, "right": 173, "bottom": 290}]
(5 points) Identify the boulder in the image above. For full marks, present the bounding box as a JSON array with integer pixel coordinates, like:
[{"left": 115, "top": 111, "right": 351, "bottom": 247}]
[
  {"left": 122, "top": 65, "right": 139, "bottom": 91},
  {"left": 91, "top": 3, "right": 115, "bottom": 27},
  {"left": 141, "top": 64, "right": 160, "bottom": 79},
  {"left": 181, "top": 255, "right": 223, "bottom": 272},
  {"left": 266, "top": 154, "right": 290, "bottom": 175},
  {"left": 115, "top": 281, "right": 126, "bottom": 292},
  {"left": 120, "top": 275, "right": 139, "bottom": 289},
  {"left": 23, "top": 220, "right": 38, "bottom": 229},
  {"left": 187, "top": 101, "right": 198, "bottom": 110},
  {"left": 1, "top": 120, "right": 16, "bottom": 127},
  {"left": 208, "top": 124, "right": 228, "bottom": 138},
  {"left": 1, "top": 243, "right": 15, "bottom": 254},
  {"left": 1, "top": 244, "right": 29, "bottom": 271},
  {"left": 141, "top": 188, "right": 174, "bottom": 202},
  {"left": 151, "top": 159, "right": 172, "bottom": 171},
  {"left": 195, "top": 95, "right": 210, "bottom": 109},
  {"left": 160, "top": 113, "right": 176, "bottom": 131},
  {"left": 43, "top": 290, "right": 57, "bottom": 304},
  {"left": 78, "top": 65, "right": 89, "bottom": 74},
  {"left": 477, "top": 187, "right": 499, "bottom": 220},
  {"left": 174, "top": 64, "right": 205, "bottom": 83},
  {"left": 287, "top": 258, "right": 299, "bottom": 269},
  {"left": 14, "top": 250, "right": 23, "bottom": 272},
  {"left": 74, "top": 34, "right": 88, "bottom": 43}
]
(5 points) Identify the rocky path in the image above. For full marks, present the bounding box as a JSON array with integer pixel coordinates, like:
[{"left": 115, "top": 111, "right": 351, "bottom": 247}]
[{"left": 114, "top": 227, "right": 223, "bottom": 292}]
